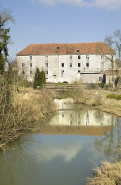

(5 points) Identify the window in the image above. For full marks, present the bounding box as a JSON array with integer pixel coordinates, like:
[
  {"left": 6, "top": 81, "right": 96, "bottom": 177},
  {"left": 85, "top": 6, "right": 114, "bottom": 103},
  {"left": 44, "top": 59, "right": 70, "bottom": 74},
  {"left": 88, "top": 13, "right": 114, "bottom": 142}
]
[
  {"left": 22, "top": 63, "right": 25, "bottom": 67},
  {"left": 57, "top": 47, "right": 59, "bottom": 49},
  {"left": 101, "top": 122, "right": 103, "bottom": 126},
  {"left": 78, "top": 55, "right": 81, "bottom": 59},
  {"left": 78, "top": 70, "right": 80, "bottom": 73},
  {"left": 86, "top": 112, "right": 89, "bottom": 118},
  {"left": 101, "top": 55, "right": 104, "bottom": 59},
  {"left": 78, "top": 121, "right": 81, "bottom": 125},
  {"left": 70, "top": 63, "right": 72, "bottom": 67},
  {"left": 86, "top": 121, "right": 89, "bottom": 125},
  {"left": 70, "top": 120, "right": 72, "bottom": 125},
  {"left": 45, "top": 63, "right": 48, "bottom": 67},
  {"left": 62, "top": 113, "right": 64, "bottom": 117},
  {"left": 30, "top": 56, "right": 32, "bottom": 60},
  {"left": 77, "top": 50, "right": 80, "bottom": 53},
  {"left": 30, "top": 70, "right": 32, "bottom": 74},
  {"left": 45, "top": 70, "right": 48, "bottom": 74},
  {"left": 99, "top": 77, "right": 102, "bottom": 81},
  {"left": 86, "top": 63, "right": 89, "bottom": 67},
  {"left": 86, "top": 55, "right": 89, "bottom": 60},
  {"left": 78, "top": 63, "right": 81, "bottom": 67},
  {"left": 30, "top": 63, "right": 32, "bottom": 67},
  {"left": 61, "top": 63, "right": 64, "bottom": 67},
  {"left": 22, "top": 71, "right": 25, "bottom": 75},
  {"left": 70, "top": 55, "right": 72, "bottom": 60},
  {"left": 45, "top": 56, "right": 48, "bottom": 60}
]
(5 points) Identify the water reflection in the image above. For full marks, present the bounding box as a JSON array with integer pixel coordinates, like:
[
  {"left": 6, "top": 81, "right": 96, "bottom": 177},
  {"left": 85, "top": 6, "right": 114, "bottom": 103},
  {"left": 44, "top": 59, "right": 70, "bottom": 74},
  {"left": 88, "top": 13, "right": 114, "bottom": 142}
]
[
  {"left": 40, "top": 105, "right": 115, "bottom": 136},
  {"left": 0, "top": 101, "right": 121, "bottom": 185},
  {"left": 48, "top": 109, "right": 115, "bottom": 127}
]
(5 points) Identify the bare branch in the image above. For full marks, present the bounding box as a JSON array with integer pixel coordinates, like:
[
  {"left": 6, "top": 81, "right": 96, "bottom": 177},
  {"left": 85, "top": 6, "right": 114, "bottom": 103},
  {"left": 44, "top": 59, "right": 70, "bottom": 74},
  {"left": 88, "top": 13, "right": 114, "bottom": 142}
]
[{"left": 0, "top": 6, "right": 15, "bottom": 25}]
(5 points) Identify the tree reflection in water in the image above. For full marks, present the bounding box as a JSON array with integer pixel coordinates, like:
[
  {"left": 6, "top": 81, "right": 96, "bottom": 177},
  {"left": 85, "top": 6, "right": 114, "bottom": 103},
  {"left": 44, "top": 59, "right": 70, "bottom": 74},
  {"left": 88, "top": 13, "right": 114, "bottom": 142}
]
[
  {"left": 94, "top": 116, "right": 121, "bottom": 158},
  {"left": 0, "top": 135, "right": 43, "bottom": 185}
]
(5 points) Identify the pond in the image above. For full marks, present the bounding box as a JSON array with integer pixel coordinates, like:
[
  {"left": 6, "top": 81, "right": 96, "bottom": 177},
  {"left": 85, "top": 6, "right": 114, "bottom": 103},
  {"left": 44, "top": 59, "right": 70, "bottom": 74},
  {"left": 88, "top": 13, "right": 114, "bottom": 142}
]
[{"left": 0, "top": 99, "right": 121, "bottom": 185}]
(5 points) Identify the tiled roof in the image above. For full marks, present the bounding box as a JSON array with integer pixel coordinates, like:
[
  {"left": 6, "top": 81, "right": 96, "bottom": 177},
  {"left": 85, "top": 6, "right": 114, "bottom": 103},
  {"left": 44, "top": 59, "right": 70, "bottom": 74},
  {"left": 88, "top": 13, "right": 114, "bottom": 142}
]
[{"left": 17, "top": 42, "right": 115, "bottom": 56}]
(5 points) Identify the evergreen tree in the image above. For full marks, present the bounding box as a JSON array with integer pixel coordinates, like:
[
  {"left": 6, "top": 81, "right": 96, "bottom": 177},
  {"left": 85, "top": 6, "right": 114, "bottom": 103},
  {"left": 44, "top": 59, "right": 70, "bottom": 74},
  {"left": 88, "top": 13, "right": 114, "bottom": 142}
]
[
  {"left": 40, "top": 70, "right": 46, "bottom": 85},
  {"left": 33, "top": 68, "right": 41, "bottom": 89},
  {"left": 0, "top": 8, "right": 14, "bottom": 74},
  {"left": 0, "top": 54, "right": 5, "bottom": 74},
  {"left": 33, "top": 68, "right": 46, "bottom": 89}
]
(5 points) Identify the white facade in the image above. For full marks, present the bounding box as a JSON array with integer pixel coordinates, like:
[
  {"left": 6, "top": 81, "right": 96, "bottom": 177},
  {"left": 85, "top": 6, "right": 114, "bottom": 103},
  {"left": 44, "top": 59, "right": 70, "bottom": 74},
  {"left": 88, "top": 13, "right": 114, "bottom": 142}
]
[
  {"left": 17, "top": 54, "right": 115, "bottom": 84},
  {"left": 17, "top": 43, "right": 116, "bottom": 84}
]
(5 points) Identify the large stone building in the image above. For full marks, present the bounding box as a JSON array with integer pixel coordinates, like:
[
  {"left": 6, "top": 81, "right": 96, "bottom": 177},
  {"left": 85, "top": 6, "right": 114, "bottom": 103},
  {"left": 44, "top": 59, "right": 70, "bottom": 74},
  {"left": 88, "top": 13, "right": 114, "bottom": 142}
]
[{"left": 17, "top": 42, "right": 116, "bottom": 84}]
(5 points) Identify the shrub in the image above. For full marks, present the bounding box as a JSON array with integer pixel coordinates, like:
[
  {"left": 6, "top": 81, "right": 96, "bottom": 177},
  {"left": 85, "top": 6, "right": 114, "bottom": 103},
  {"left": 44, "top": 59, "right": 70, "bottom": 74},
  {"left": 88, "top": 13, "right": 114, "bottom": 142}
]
[
  {"left": 107, "top": 94, "right": 117, "bottom": 99},
  {"left": 56, "top": 82, "right": 68, "bottom": 85},
  {"left": 98, "top": 82, "right": 104, "bottom": 88},
  {"left": 89, "top": 83, "right": 98, "bottom": 89},
  {"left": 116, "top": 95, "right": 121, "bottom": 100}
]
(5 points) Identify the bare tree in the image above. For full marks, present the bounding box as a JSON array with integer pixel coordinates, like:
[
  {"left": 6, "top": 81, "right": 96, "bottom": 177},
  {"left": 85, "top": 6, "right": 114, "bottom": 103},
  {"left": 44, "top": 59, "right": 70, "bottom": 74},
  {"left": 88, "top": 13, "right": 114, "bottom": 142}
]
[
  {"left": 96, "top": 40, "right": 115, "bottom": 86},
  {"left": 104, "top": 36, "right": 116, "bottom": 84},
  {"left": 113, "top": 30, "right": 121, "bottom": 77}
]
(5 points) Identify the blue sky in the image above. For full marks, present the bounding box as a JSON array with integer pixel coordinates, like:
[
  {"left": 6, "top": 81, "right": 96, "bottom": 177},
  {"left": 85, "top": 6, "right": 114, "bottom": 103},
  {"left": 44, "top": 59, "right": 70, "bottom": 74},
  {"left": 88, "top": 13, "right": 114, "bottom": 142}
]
[{"left": 1, "top": 0, "right": 121, "bottom": 60}]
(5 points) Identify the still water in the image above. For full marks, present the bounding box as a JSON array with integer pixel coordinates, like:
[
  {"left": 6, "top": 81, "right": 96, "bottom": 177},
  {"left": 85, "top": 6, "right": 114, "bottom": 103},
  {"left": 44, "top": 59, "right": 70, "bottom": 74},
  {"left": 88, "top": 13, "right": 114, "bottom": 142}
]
[{"left": 0, "top": 99, "right": 121, "bottom": 185}]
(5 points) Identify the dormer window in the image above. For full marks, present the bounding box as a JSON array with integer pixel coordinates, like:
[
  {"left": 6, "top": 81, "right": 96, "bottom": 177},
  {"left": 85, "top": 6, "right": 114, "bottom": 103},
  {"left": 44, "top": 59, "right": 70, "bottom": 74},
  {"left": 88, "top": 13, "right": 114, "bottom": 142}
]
[
  {"left": 77, "top": 50, "right": 80, "bottom": 53},
  {"left": 57, "top": 47, "right": 59, "bottom": 50}
]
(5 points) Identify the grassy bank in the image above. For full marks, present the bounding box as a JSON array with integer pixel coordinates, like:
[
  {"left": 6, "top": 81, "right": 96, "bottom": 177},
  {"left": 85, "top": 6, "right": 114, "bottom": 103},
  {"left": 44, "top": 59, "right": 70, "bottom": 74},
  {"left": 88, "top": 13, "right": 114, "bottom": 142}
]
[
  {"left": 0, "top": 83, "right": 56, "bottom": 149},
  {"left": 58, "top": 83, "right": 121, "bottom": 117},
  {"left": 76, "top": 89, "right": 121, "bottom": 116},
  {"left": 87, "top": 160, "right": 121, "bottom": 185}
]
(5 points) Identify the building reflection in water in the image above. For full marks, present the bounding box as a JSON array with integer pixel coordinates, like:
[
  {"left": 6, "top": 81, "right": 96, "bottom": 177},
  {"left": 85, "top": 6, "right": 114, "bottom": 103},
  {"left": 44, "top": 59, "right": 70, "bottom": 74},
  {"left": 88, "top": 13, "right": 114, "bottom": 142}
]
[
  {"left": 40, "top": 99, "right": 115, "bottom": 137},
  {"left": 49, "top": 109, "right": 114, "bottom": 127}
]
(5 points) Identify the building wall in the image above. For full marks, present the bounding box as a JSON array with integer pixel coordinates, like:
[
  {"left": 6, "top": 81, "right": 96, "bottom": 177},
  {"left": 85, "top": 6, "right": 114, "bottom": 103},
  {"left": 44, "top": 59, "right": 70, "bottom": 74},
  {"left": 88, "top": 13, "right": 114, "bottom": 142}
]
[
  {"left": 80, "top": 73, "right": 103, "bottom": 83},
  {"left": 17, "top": 54, "right": 115, "bottom": 83}
]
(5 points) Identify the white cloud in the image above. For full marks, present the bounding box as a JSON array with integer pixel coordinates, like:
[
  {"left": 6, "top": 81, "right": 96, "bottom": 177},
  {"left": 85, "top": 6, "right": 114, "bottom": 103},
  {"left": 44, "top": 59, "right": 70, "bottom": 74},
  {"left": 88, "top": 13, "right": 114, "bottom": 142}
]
[
  {"left": 32, "top": 140, "right": 83, "bottom": 163},
  {"left": 31, "top": 0, "right": 121, "bottom": 10}
]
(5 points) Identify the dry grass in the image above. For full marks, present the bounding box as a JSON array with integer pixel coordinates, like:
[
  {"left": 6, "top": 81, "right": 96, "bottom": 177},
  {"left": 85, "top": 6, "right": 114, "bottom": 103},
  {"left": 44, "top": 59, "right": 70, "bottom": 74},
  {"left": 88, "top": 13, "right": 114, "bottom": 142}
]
[
  {"left": 87, "top": 161, "right": 121, "bottom": 185},
  {"left": 76, "top": 89, "right": 121, "bottom": 117},
  {"left": 0, "top": 86, "right": 56, "bottom": 149}
]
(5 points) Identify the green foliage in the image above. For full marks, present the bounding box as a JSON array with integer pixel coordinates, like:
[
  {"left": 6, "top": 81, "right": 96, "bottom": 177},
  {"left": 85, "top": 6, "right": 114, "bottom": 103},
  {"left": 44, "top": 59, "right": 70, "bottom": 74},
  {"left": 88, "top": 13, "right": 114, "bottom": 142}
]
[
  {"left": 107, "top": 94, "right": 117, "bottom": 99},
  {"left": 56, "top": 82, "right": 68, "bottom": 85},
  {"left": 116, "top": 95, "right": 121, "bottom": 100},
  {"left": 98, "top": 82, "right": 104, "bottom": 88},
  {"left": 33, "top": 68, "right": 41, "bottom": 89},
  {"left": 40, "top": 70, "right": 46, "bottom": 85},
  {"left": 0, "top": 7, "right": 14, "bottom": 75},
  {"left": 0, "top": 28, "right": 10, "bottom": 57},
  {"left": 33, "top": 68, "right": 46, "bottom": 89},
  {"left": 107, "top": 94, "right": 121, "bottom": 100},
  {"left": 0, "top": 54, "right": 5, "bottom": 74}
]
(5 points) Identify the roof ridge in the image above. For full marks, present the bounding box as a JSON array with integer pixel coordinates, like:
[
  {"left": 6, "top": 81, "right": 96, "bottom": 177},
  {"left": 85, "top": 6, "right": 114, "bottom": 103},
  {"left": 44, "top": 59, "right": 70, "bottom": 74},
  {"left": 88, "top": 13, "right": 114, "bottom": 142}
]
[{"left": 29, "top": 42, "right": 104, "bottom": 45}]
